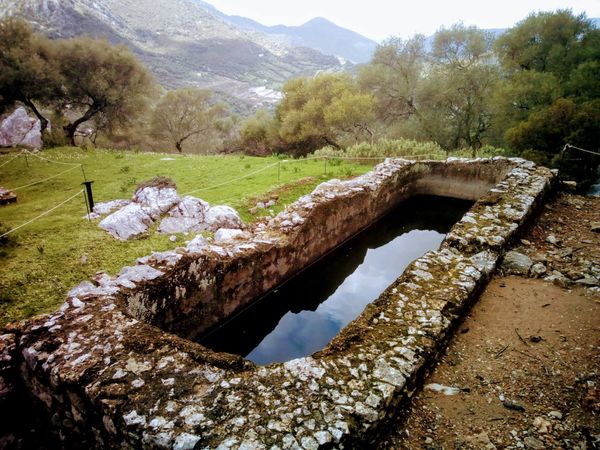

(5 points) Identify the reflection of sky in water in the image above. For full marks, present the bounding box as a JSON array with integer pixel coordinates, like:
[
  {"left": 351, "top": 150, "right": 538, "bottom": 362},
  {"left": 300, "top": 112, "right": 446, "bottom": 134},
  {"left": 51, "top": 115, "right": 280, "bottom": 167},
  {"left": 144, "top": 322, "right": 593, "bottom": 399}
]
[{"left": 246, "top": 229, "right": 443, "bottom": 364}]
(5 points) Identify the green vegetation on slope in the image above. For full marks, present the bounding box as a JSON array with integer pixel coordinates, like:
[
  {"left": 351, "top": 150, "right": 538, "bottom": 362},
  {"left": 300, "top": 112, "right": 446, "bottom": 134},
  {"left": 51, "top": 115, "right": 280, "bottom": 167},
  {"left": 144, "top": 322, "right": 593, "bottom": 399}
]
[{"left": 0, "top": 147, "right": 371, "bottom": 326}]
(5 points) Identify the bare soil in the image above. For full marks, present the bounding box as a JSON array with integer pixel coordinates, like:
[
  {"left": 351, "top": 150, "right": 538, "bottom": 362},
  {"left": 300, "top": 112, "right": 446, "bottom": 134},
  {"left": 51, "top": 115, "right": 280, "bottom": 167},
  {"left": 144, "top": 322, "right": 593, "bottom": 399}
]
[{"left": 379, "top": 193, "right": 600, "bottom": 449}]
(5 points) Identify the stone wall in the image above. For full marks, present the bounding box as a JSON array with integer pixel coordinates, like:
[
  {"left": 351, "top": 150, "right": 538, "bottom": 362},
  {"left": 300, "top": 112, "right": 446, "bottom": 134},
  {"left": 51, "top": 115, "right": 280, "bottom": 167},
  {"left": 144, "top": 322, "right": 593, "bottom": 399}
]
[{"left": 0, "top": 157, "right": 555, "bottom": 449}]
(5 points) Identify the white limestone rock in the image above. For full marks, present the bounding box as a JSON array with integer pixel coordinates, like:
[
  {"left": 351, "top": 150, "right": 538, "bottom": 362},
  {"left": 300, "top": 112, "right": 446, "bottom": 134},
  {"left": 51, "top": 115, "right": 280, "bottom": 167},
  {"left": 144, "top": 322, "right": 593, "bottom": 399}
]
[
  {"left": 133, "top": 186, "right": 180, "bottom": 219},
  {"left": 158, "top": 196, "right": 210, "bottom": 234},
  {"left": 67, "top": 281, "right": 119, "bottom": 298},
  {"left": 186, "top": 235, "right": 210, "bottom": 253},
  {"left": 93, "top": 199, "right": 131, "bottom": 216},
  {"left": 214, "top": 228, "right": 246, "bottom": 244},
  {"left": 99, "top": 203, "right": 153, "bottom": 240},
  {"left": 205, "top": 205, "right": 243, "bottom": 231},
  {"left": 137, "top": 251, "right": 182, "bottom": 268},
  {"left": 115, "top": 265, "right": 164, "bottom": 289},
  {"left": 169, "top": 196, "right": 209, "bottom": 219},
  {"left": 0, "top": 107, "right": 42, "bottom": 149},
  {"left": 158, "top": 217, "right": 200, "bottom": 235}
]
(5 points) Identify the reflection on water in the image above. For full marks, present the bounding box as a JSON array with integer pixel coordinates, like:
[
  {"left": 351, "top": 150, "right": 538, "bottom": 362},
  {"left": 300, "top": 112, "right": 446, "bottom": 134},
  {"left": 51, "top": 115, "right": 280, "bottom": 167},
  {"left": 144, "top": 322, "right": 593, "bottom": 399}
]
[{"left": 199, "top": 196, "right": 472, "bottom": 365}]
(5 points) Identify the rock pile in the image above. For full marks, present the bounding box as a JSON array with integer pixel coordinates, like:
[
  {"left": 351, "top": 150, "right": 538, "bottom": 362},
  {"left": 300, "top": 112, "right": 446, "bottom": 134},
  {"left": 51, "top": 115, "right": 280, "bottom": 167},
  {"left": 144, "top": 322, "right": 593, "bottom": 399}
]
[
  {"left": 93, "top": 183, "right": 243, "bottom": 240},
  {"left": 500, "top": 193, "right": 600, "bottom": 294}
]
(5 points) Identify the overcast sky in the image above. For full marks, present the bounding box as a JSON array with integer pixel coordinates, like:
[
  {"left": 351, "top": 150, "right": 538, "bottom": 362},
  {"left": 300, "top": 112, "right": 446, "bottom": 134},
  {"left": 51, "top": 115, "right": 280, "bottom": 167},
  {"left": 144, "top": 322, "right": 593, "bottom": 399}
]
[{"left": 206, "top": 0, "right": 600, "bottom": 42}]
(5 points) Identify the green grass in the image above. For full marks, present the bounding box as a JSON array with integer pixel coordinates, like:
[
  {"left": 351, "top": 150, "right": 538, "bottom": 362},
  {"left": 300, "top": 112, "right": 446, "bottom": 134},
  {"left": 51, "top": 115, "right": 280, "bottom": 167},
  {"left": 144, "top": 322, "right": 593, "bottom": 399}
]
[{"left": 0, "top": 147, "right": 373, "bottom": 326}]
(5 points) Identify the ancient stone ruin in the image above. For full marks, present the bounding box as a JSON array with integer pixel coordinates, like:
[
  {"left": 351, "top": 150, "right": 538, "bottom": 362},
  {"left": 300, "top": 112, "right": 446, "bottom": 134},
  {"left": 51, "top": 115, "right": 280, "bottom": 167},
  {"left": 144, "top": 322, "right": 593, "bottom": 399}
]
[{"left": 0, "top": 157, "right": 556, "bottom": 449}]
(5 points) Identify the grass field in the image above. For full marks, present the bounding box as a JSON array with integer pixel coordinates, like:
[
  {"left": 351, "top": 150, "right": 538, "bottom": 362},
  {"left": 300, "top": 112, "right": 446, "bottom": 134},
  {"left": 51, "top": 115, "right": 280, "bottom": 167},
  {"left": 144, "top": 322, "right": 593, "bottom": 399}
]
[{"left": 0, "top": 147, "right": 375, "bottom": 326}]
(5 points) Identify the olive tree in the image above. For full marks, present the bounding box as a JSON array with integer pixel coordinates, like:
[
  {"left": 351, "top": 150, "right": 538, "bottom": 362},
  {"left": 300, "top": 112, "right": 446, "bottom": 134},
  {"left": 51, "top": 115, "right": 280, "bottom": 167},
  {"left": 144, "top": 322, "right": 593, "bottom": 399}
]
[
  {"left": 278, "top": 73, "right": 375, "bottom": 150},
  {"left": 150, "top": 88, "right": 228, "bottom": 153},
  {"left": 57, "top": 37, "right": 155, "bottom": 145},
  {"left": 0, "top": 18, "right": 61, "bottom": 132}
]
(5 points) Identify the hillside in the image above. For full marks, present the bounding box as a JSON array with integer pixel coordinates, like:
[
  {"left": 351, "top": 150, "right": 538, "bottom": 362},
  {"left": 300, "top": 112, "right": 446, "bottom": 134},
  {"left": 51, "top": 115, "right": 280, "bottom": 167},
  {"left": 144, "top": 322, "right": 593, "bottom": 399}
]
[
  {"left": 0, "top": 0, "right": 350, "bottom": 109},
  {"left": 197, "top": 1, "right": 378, "bottom": 64}
]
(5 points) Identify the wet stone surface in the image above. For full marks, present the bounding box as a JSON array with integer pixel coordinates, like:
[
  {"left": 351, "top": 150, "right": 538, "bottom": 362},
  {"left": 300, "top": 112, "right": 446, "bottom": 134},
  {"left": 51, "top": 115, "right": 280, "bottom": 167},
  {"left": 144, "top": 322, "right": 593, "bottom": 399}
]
[{"left": 0, "top": 157, "right": 555, "bottom": 448}]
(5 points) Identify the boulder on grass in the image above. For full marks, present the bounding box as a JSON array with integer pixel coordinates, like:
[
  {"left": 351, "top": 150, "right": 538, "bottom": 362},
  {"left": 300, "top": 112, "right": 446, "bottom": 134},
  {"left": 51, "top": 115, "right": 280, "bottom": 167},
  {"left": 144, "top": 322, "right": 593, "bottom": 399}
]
[
  {"left": 133, "top": 183, "right": 180, "bottom": 219},
  {"left": 0, "top": 107, "right": 42, "bottom": 149},
  {"left": 92, "top": 199, "right": 131, "bottom": 216},
  {"left": 98, "top": 203, "right": 153, "bottom": 240},
  {"left": 158, "top": 196, "right": 210, "bottom": 234}
]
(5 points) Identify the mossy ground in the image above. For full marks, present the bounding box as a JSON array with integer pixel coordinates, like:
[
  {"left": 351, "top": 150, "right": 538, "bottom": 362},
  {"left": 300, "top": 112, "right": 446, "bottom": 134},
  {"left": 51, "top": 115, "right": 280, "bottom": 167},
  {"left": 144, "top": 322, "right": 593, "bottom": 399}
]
[{"left": 0, "top": 147, "right": 372, "bottom": 326}]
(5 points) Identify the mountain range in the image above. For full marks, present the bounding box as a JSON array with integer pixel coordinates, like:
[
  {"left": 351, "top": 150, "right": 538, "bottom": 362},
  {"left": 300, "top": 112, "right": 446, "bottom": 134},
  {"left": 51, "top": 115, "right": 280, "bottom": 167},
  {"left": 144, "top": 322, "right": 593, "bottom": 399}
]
[
  {"left": 196, "top": 1, "right": 378, "bottom": 64},
  {"left": 1, "top": 0, "right": 377, "bottom": 110}
]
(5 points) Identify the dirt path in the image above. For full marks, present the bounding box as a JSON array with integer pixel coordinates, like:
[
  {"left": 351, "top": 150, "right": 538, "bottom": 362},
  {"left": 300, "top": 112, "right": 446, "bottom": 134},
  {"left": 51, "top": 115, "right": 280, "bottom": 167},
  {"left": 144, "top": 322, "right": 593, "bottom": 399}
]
[{"left": 379, "top": 192, "right": 600, "bottom": 449}]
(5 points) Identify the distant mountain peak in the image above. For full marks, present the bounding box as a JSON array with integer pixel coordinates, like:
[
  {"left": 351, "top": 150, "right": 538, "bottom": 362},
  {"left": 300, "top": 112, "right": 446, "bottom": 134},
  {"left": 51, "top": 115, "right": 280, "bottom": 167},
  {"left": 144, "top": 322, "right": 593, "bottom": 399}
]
[
  {"left": 303, "top": 17, "right": 335, "bottom": 26},
  {"left": 196, "top": 2, "right": 378, "bottom": 63}
]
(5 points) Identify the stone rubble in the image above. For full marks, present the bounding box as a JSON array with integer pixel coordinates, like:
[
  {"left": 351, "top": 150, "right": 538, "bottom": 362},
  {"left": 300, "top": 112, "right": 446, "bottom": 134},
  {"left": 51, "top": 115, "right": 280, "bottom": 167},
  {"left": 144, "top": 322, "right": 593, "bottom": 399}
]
[
  {"left": 500, "top": 194, "right": 600, "bottom": 292},
  {"left": 96, "top": 184, "right": 244, "bottom": 240},
  {"left": 0, "top": 157, "right": 556, "bottom": 448}
]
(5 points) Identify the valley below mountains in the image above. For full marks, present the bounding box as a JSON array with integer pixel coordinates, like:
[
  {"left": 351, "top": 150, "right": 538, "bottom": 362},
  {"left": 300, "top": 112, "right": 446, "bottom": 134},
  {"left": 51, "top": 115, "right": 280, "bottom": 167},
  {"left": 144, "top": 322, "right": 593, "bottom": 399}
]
[{"left": 1, "top": 0, "right": 377, "bottom": 110}]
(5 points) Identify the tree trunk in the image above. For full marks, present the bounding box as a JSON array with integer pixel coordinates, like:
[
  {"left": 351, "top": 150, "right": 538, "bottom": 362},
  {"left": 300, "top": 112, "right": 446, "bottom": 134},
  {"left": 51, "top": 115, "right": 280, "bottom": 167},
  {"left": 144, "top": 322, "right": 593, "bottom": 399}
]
[
  {"left": 64, "top": 123, "right": 78, "bottom": 147},
  {"left": 63, "top": 107, "right": 100, "bottom": 147},
  {"left": 322, "top": 135, "right": 341, "bottom": 149},
  {"left": 175, "top": 141, "right": 183, "bottom": 153},
  {"left": 23, "top": 98, "right": 49, "bottom": 134}
]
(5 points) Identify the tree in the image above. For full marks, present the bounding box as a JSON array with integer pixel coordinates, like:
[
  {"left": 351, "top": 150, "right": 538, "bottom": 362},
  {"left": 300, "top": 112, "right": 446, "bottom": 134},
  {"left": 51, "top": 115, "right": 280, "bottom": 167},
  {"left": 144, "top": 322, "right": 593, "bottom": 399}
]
[
  {"left": 57, "top": 37, "right": 155, "bottom": 146},
  {"left": 150, "top": 88, "right": 228, "bottom": 153},
  {"left": 494, "top": 10, "right": 600, "bottom": 180},
  {"left": 495, "top": 10, "right": 593, "bottom": 80},
  {"left": 358, "top": 35, "right": 426, "bottom": 124},
  {"left": 0, "top": 18, "right": 61, "bottom": 132},
  {"left": 238, "top": 109, "right": 280, "bottom": 155},
  {"left": 277, "top": 73, "right": 375, "bottom": 150},
  {"left": 360, "top": 24, "right": 498, "bottom": 153}
]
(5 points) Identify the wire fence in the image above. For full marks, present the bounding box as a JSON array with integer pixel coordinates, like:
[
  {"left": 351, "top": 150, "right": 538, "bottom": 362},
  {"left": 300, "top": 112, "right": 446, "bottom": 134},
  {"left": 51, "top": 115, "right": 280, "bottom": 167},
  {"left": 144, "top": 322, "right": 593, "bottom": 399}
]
[
  {"left": 182, "top": 153, "right": 438, "bottom": 199},
  {"left": 0, "top": 150, "right": 27, "bottom": 168},
  {"left": 0, "top": 150, "right": 89, "bottom": 238},
  {"left": 0, "top": 189, "right": 85, "bottom": 239},
  {"left": 0, "top": 149, "right": 441, "bottom": 238},
  {"left": 9, "top": 165, "right": 81, "bottom": 191}
]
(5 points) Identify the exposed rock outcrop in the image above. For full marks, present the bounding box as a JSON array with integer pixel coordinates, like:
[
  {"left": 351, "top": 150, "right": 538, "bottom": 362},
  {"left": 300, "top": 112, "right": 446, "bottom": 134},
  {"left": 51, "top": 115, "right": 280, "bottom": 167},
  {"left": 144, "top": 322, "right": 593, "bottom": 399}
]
[
  {"left": 96, "top": 185, "right": 243, "bottom": 240},
  {"left": 204, "top": 205, "right": 244, "bottom": 231},
  {"left": 0, "top": 107, "right": 42, "bottom": 149},
  {"left": 157, "top": 196, "right": 209, "bottom": 234},
  {"left": 98, "top": 203, "right": 154, "bottom": 240}
]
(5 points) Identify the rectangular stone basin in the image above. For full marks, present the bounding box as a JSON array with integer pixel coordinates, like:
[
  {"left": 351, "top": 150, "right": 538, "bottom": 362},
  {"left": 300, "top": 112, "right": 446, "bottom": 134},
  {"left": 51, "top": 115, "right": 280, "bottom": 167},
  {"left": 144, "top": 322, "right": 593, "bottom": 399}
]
[{"left": 0, "top": 157, "right": 556, "bottom": 449}]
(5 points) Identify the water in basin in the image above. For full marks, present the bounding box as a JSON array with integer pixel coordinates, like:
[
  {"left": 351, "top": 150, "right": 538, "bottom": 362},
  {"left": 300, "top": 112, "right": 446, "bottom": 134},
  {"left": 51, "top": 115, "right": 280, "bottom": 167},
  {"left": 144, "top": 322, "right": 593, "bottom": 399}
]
[{"left": 199, "top": 195, "right": 472, "bottom": 365}]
